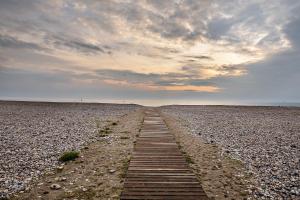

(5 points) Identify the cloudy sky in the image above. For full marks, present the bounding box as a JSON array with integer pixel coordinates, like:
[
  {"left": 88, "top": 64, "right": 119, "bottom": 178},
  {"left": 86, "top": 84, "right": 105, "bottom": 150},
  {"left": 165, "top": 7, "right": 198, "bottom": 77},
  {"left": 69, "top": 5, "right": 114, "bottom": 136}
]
[{"left": 0, "top": 0, "right": 299, "bottom": 105}]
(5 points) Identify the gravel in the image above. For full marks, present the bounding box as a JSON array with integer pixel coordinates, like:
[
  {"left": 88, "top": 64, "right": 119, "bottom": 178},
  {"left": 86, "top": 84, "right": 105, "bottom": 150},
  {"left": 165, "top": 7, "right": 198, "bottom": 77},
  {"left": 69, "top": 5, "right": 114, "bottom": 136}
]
[
  {"left": 161, "top": 105, "right": 300, "bottom": 199},
  {"left": 0, "top": 101, "right": 139, "bottom": 198}
]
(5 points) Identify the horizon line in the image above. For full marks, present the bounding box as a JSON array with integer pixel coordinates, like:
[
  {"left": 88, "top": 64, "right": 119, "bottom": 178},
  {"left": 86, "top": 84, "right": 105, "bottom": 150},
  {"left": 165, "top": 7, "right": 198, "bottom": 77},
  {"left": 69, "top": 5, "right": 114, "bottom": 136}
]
[{"left": 1, "top": 98, "right": 300, "bottom": 108}]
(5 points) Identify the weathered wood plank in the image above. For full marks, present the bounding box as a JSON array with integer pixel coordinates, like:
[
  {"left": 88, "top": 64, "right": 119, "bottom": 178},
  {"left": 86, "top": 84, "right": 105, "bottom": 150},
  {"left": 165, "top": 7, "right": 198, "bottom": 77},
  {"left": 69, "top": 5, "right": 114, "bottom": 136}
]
[{"left": 120, "top": 110, "right": 208, "bottom": 199}]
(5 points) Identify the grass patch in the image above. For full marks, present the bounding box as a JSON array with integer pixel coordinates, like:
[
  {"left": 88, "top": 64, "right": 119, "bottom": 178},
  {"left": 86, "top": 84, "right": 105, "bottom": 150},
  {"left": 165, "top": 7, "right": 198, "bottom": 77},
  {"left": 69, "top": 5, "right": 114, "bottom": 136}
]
[
  {"left": 95, "top": 119, "right": 101, "bottom": 129},
  {"left": 98, "top": 126, "right": 112, "bottom": 137},
  {"left": 59, "top": 151, "right": 79, "bottom": 162},
  {"left": 184, "top": 154, "right": 194, "bottom": 164},
  {"left": 63, "top": 188, "right": 96, "bottom": 199},
  {"left": 179, "top": 146, "right": 194, "bottom": 164},
  {"left": 98, "top": 129, "right": 111, "bottom": 137},
  {"left": 224, "top": 155, "right": 244, "bottom": 167},
  {"left": 178, "top": 144, "right": 183, "bottom": 150},
  {"left": 119, "top": 157, "right": 130, "bottom": 179},
  {"left": 121, "top": 131, "right": 130, "bottom": 134}
]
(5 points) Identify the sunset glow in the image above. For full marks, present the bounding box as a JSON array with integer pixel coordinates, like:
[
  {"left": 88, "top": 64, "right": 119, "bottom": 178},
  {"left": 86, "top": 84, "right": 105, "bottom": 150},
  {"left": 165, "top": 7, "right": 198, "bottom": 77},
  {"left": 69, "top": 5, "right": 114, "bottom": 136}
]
[{"left": 0, "top": 0, "right": 299, "bottom": 105}]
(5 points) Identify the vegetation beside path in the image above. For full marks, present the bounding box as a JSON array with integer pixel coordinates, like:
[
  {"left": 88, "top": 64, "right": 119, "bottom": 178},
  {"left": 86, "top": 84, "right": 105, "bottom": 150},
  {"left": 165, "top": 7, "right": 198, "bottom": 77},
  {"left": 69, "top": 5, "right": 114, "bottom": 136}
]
[{"left": 11, "top": 109, "right": 144, "bottom": 200}]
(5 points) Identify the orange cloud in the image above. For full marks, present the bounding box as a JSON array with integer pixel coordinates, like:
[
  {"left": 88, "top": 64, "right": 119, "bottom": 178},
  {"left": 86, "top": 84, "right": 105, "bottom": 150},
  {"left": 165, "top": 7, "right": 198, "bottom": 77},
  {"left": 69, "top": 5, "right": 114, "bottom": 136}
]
[
  {"left": 103, "top": 79, "right": 158, "bottom": 90},
  {"left": 161, "top": 85, "right": 220, "bottom": 92},
  {"left": 103, "top": 79, "right": 219, "bottom": 92}
]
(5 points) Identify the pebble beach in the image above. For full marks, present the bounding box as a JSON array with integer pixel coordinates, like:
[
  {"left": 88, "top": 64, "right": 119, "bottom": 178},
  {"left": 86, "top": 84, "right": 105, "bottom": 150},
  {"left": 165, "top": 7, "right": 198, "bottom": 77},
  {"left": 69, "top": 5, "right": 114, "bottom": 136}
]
[
  {"left": 0, "top": 101, "right": 139, "bottom": 198},
  {"left": 1, "top": 102, "right": 299, "bottom": 199},
  {"left": 161, "top": 105, "right": 300, "bottom": 199}
]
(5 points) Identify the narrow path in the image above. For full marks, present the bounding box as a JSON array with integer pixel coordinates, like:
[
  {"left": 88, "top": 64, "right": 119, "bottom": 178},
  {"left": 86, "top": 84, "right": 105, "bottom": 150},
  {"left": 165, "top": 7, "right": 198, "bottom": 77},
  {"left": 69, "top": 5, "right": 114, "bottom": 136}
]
[{"left": 120, "top": 109, "right": 208, "bottom": 199}]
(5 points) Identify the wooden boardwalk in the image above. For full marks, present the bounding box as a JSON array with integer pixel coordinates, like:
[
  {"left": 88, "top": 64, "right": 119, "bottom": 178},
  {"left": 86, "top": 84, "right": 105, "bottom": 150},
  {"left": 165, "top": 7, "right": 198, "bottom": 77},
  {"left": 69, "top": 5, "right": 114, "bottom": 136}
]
[{"left": 120, "top": 110, "right": 208, "bottom": 199}]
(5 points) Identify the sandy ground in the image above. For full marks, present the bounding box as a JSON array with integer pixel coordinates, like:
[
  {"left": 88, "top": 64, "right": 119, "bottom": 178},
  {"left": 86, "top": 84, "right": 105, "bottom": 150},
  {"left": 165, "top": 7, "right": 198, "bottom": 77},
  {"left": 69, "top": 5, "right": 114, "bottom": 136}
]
[
  {"left": 10, "top": 108, "right": 144, "bottom": 200},
  {"left": 161, "top": 112, "right": 254, "bottom": 200}
]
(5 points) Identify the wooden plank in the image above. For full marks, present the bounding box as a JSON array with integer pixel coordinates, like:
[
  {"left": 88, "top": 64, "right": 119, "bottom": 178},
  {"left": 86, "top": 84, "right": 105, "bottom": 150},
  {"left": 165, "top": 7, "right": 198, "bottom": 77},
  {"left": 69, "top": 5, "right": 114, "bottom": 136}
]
[
  {"left": 122, "top": 192, "right": 206, "bottom": 196},
  {"left": 121, "top": 196, "right": 207, "bottom": 200},
  {"left": 120, "top": 110, "right": 208, "bottom": 199}
]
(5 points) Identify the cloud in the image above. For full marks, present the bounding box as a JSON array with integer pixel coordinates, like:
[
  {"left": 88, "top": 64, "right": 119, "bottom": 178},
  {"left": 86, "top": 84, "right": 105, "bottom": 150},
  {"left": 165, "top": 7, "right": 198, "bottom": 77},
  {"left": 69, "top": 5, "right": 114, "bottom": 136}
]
[
  {"left": 155, "top": 79, "right": 215, "bottom": 87},
  {"left": 285, "top": 17, "right": 300, "bottom": 50},
  {"left": 95, "top": 69, "right": 219, "bottom": 92},
  {"left": 207, "top": 17, "right": 234, "bottom": 40},
  {"left": 204, "top": 12, "right": 300, "bottom": 103},
  {"left": 147, "top": 19, "right": 202, "bottom": 41},
  {"left": 160, "top": 85, "right": 219, "bottom": 92},
  {"left": 44, "top": 35, "right": 109, "bottom": 55},
  {"left": 0, "top": 34, "right": 44, "bottom": 50},
  {"left": 0, "top": 0, "right": 291, "bottom": 61},
  {"left": 183, "top": 55, "right": 213, "bottom": 60},
  {"left": 0, "top": 0, "right": 299, "bottom": 104},
  {"left": 181, "top": 64, "right": 246, "bottom": 79}
]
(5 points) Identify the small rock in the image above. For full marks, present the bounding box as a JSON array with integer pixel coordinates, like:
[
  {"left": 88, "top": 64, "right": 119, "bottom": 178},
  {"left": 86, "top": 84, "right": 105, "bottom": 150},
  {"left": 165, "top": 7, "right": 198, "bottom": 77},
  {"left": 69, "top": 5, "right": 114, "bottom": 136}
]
[
  {"left": 55, "top": 177, "right": 67, "bottom": 182},
  {"left": 25, "top": 177, "right": 32, "bottom": 183},
  {"left": 60, "top": 177, "right": 67, "bottom": 181},
  {"left": 50, "top": 184, "right": 61, "bottom": 190},
  {"left": 212, "top": 165, "right": 219, "bottom": 170}
]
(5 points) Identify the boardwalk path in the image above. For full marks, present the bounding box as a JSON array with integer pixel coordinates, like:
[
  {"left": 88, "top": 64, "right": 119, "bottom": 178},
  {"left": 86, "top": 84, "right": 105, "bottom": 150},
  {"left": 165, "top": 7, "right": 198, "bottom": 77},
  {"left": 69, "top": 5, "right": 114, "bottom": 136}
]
[{"left": 120, "top": 109, "right": 208, "bottom": 199}]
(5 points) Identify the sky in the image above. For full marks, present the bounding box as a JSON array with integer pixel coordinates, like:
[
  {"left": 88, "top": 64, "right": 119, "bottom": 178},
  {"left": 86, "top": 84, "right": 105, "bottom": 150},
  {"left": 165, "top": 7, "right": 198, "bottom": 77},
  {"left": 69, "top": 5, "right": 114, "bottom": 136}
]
[{"left": 0, "top": 0, "right": 299, "bottom": 105}]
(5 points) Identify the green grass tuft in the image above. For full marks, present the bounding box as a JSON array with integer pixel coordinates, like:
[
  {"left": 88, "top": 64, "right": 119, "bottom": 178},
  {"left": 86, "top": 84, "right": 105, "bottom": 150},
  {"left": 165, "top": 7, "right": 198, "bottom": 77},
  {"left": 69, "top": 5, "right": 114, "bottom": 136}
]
[
  {"left": 59, "top": 151, "right": 79, "bottom": 162},
  {"left": 119, "top": 157, "right": 130, "bottom": 179},
  {"left": 185, "top": 155, "right": 194, "bottom": 164},
  {"left": 98, "top": 128, "right": 111, "bottom": 137}
]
